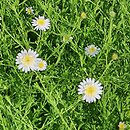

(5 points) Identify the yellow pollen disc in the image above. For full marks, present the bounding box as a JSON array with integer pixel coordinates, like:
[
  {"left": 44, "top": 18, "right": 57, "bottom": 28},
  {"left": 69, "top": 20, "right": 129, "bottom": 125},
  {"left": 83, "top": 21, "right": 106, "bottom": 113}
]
[
  {"left": 22, "top": 55, "right": 34, "bottom": 66},
  {"left": 27, "top": 9, "right": 32, "bottom": 14},
  {"left": 37, "top": 19, "right": 45, "bottom": 26},
  {"left": 85, "top": 85, "right": 97, "bottom": 97},
  {"left": 38, "top": 61, "right": 44, "bottom": 69},
  {"left": 89, "top": 47, "right": 96, "bottom": 54},
  {"left": 119, "top": 123, "right": 125, "bottom": 129}
]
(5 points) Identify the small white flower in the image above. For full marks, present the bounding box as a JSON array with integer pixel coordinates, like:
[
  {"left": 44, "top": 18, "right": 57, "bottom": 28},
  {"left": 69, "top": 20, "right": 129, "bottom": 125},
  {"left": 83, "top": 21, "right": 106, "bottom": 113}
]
[
  {"left": 16, "top": 49, "right": 38, "bottom": 72},
  {"left": 0, "top": 17, "right": 2, "bottom": 20},
  {"left": 78, "top": 78, "right": 103, "bottom": 103},
  {"left": 36, "top": 58, "right": 47, "bottom": 71},
  {"left": 26, "top": 7, "right": 34, "bottom": 14},
  {"left": 118, "top": 122, "right": 126, "bottom": 129},
  {"left": 32, "top": 16, "right": 50, "bottom": 31},
  {"left": 85, "top": 44, "right": 100, "bottom": 57}
]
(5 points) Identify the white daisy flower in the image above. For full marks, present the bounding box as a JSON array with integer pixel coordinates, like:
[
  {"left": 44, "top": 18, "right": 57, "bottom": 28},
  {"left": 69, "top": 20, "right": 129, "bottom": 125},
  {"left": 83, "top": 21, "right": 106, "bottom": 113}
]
[
  {"left": 118, "top": 122, "right": 126, "bottom": 130},
  {"left": 0, "top": 17, "right": 2, "bottom": 20},
  {"left": 26, "top": 7, "right": 34, "bottom": 14},
  {"left": 78, "top": 78, "right": 103, "bottom": 103},
  {"left": 85, "top": 44, "right": 100, "bottom": 57},
  {"left": 16, "top": 49, "right": 38, "bottom": 72},
  {"left": 36, "top": 58, "right": 47, "bottom": 71},
  {"left": 32, "top": 16, "right": 50, "bottom": 31}
]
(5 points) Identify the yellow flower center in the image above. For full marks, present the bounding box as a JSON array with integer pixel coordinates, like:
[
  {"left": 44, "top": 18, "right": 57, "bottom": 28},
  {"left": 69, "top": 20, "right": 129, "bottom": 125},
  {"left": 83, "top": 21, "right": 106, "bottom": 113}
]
[
  {"left": 89, "top": 47, "right": 96, "bottom": 54},
  {"left": 85, "top": 85, "right": 97, "bottom": 97},
  {"left": 37, "top": 19, "right": 45, "bottom": 26},
  {"left": 119, "top": 123, "right": 125, "bottom": 129},
  {"left": 22, "top": 55, "right": 35, "bottom": 66},
  {"left": 38, "top": 61, "right": 44, "bottom": 69},
  {"left": 27, "top": 9, "right": 32, "bottom": 14}
]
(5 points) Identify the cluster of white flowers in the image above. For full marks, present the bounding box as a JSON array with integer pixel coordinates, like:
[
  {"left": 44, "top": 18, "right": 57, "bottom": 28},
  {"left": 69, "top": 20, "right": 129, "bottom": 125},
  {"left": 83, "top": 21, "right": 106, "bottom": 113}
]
[
  {"left": 26, "top": 7, "right": 50, "bottom": 31},
  {"left": 16, "top": 49, "right": 47, "bottom": 73},
  {"left": 15, "top": 7, "right": 127, "bottom": 129},
  {"left": 17, "top": 8, "right": 103, "bottom": 103},
  {"left": 16, "top": 8, "right": 50, "bottom": 72},
  {"left": 81, "top": 45, "right": 101, "bottom": 103},
  {"left": 16, "top": 7, "right": 103, "bottom": 104}
]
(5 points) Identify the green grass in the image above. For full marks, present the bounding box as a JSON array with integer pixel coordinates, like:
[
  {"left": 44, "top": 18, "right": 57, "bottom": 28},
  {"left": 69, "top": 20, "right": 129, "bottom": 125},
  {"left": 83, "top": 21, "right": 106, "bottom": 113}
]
[{"left": 0, "top": 0, "right": 130, "bottom": 129}]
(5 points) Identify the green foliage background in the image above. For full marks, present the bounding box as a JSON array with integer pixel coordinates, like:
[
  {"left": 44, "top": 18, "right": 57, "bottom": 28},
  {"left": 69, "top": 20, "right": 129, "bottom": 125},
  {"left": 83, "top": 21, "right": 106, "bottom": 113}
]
[{"left": 0, "top": 0, "right": 130, "bottom": 129}]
